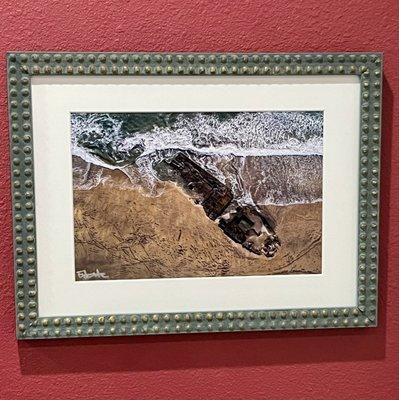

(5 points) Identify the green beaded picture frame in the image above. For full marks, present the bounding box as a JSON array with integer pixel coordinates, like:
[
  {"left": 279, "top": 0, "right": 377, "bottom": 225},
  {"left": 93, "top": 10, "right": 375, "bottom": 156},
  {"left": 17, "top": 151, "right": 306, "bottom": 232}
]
[{"left": 7, "top": 52, "right": 382, "bottom": 339}]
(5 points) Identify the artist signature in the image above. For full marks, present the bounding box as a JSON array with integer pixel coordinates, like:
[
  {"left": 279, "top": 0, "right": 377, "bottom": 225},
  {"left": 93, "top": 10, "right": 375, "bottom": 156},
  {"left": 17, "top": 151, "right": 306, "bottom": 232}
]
[{"left": 76, "top": 269, "right": 109, "bottom": 280}]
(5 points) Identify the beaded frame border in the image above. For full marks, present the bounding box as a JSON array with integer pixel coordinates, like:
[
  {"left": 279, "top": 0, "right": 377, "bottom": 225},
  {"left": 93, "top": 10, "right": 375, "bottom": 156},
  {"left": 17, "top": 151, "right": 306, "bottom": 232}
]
[{"left": 7, "top": 52, "right": 382, "bottom": 339}]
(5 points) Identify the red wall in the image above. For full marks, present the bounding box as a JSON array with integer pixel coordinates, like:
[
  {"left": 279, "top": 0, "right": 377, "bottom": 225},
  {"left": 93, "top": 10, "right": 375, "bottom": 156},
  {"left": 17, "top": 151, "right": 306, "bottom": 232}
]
[{"left": 1, "top": 1, "right": 399, "bottom": 399}]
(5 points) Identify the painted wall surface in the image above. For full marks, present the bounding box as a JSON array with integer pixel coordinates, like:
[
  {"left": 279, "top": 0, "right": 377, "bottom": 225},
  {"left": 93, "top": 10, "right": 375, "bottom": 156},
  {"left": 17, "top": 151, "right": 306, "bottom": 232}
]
[{"left": 0, "top": 1, "right": 398, "bottom": 399}]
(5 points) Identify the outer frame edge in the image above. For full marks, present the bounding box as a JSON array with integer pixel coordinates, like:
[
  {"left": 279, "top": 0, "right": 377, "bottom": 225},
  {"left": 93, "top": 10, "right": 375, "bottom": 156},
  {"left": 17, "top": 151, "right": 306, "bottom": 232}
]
[{"left": 6, "top": 52, "right": 382, "bottom": 340}]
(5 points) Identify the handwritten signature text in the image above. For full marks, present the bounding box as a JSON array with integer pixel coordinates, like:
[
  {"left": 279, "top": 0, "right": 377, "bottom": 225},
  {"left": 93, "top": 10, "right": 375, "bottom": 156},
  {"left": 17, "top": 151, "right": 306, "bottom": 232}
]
[{"left": 76, "top": 269, "right": 109, "bottom": 280}]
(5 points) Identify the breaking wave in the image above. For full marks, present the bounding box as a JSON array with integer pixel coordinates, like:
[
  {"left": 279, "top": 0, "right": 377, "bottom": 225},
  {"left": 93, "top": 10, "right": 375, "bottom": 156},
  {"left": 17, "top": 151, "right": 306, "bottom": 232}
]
[{"left": 71, "top": 111, "right": 323, "bottom": 205}]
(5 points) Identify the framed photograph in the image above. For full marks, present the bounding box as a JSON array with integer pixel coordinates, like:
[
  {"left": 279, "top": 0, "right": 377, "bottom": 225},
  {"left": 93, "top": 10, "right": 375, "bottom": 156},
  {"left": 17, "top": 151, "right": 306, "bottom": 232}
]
[{"left": 7, "top": 52, "right": 382, "bottom": 339}]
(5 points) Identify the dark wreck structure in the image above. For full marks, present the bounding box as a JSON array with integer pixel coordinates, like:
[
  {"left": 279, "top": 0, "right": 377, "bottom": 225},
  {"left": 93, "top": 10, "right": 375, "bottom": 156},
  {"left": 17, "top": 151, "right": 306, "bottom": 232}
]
[{"left": 156, "top": 152, "right": 281, "bottom": 258}]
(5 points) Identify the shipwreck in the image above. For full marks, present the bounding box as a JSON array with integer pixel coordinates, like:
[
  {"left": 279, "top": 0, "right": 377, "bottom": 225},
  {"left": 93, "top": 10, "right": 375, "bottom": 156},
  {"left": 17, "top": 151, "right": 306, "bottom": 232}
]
[{"left": 155, "top": 152, "right": 281, "bottom": 258}]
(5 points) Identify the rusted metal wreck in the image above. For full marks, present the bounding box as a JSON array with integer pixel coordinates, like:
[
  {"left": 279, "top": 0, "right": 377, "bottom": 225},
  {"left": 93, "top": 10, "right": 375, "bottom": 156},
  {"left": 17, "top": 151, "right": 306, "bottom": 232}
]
[{"left": 155, "top": 152, "right": 281, "bottom": 258}]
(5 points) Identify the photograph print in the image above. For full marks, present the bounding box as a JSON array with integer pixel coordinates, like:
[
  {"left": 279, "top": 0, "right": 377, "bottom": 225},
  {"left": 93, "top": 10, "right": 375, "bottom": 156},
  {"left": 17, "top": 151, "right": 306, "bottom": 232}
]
[{"left": 71, "top": 111, "right": 323, "bottom": 281}]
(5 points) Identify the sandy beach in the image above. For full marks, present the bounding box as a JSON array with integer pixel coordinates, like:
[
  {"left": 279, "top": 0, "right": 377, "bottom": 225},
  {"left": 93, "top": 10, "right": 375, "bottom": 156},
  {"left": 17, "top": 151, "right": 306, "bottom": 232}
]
[{"left": 73, "top": 161, "right": 322, "bottom": 280}]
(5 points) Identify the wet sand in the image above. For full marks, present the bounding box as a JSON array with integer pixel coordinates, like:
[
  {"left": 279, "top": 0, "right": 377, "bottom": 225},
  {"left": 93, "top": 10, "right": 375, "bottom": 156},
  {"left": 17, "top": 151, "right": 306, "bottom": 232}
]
[{"left": 73, "top": 163, "right": 322, "bottom": 280}]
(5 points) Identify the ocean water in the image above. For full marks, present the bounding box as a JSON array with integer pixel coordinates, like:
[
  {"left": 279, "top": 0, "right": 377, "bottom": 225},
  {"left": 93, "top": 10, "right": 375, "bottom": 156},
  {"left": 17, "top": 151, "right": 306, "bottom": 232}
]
[{"left": 71, "top": 111, "right": 323, "bottom": 206}]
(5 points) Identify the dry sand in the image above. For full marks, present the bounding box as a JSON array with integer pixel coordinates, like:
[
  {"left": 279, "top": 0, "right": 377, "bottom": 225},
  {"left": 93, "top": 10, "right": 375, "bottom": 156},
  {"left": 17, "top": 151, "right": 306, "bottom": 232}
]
[{"left": 73, "top": 165, "right": 322, "bottom": 280}]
